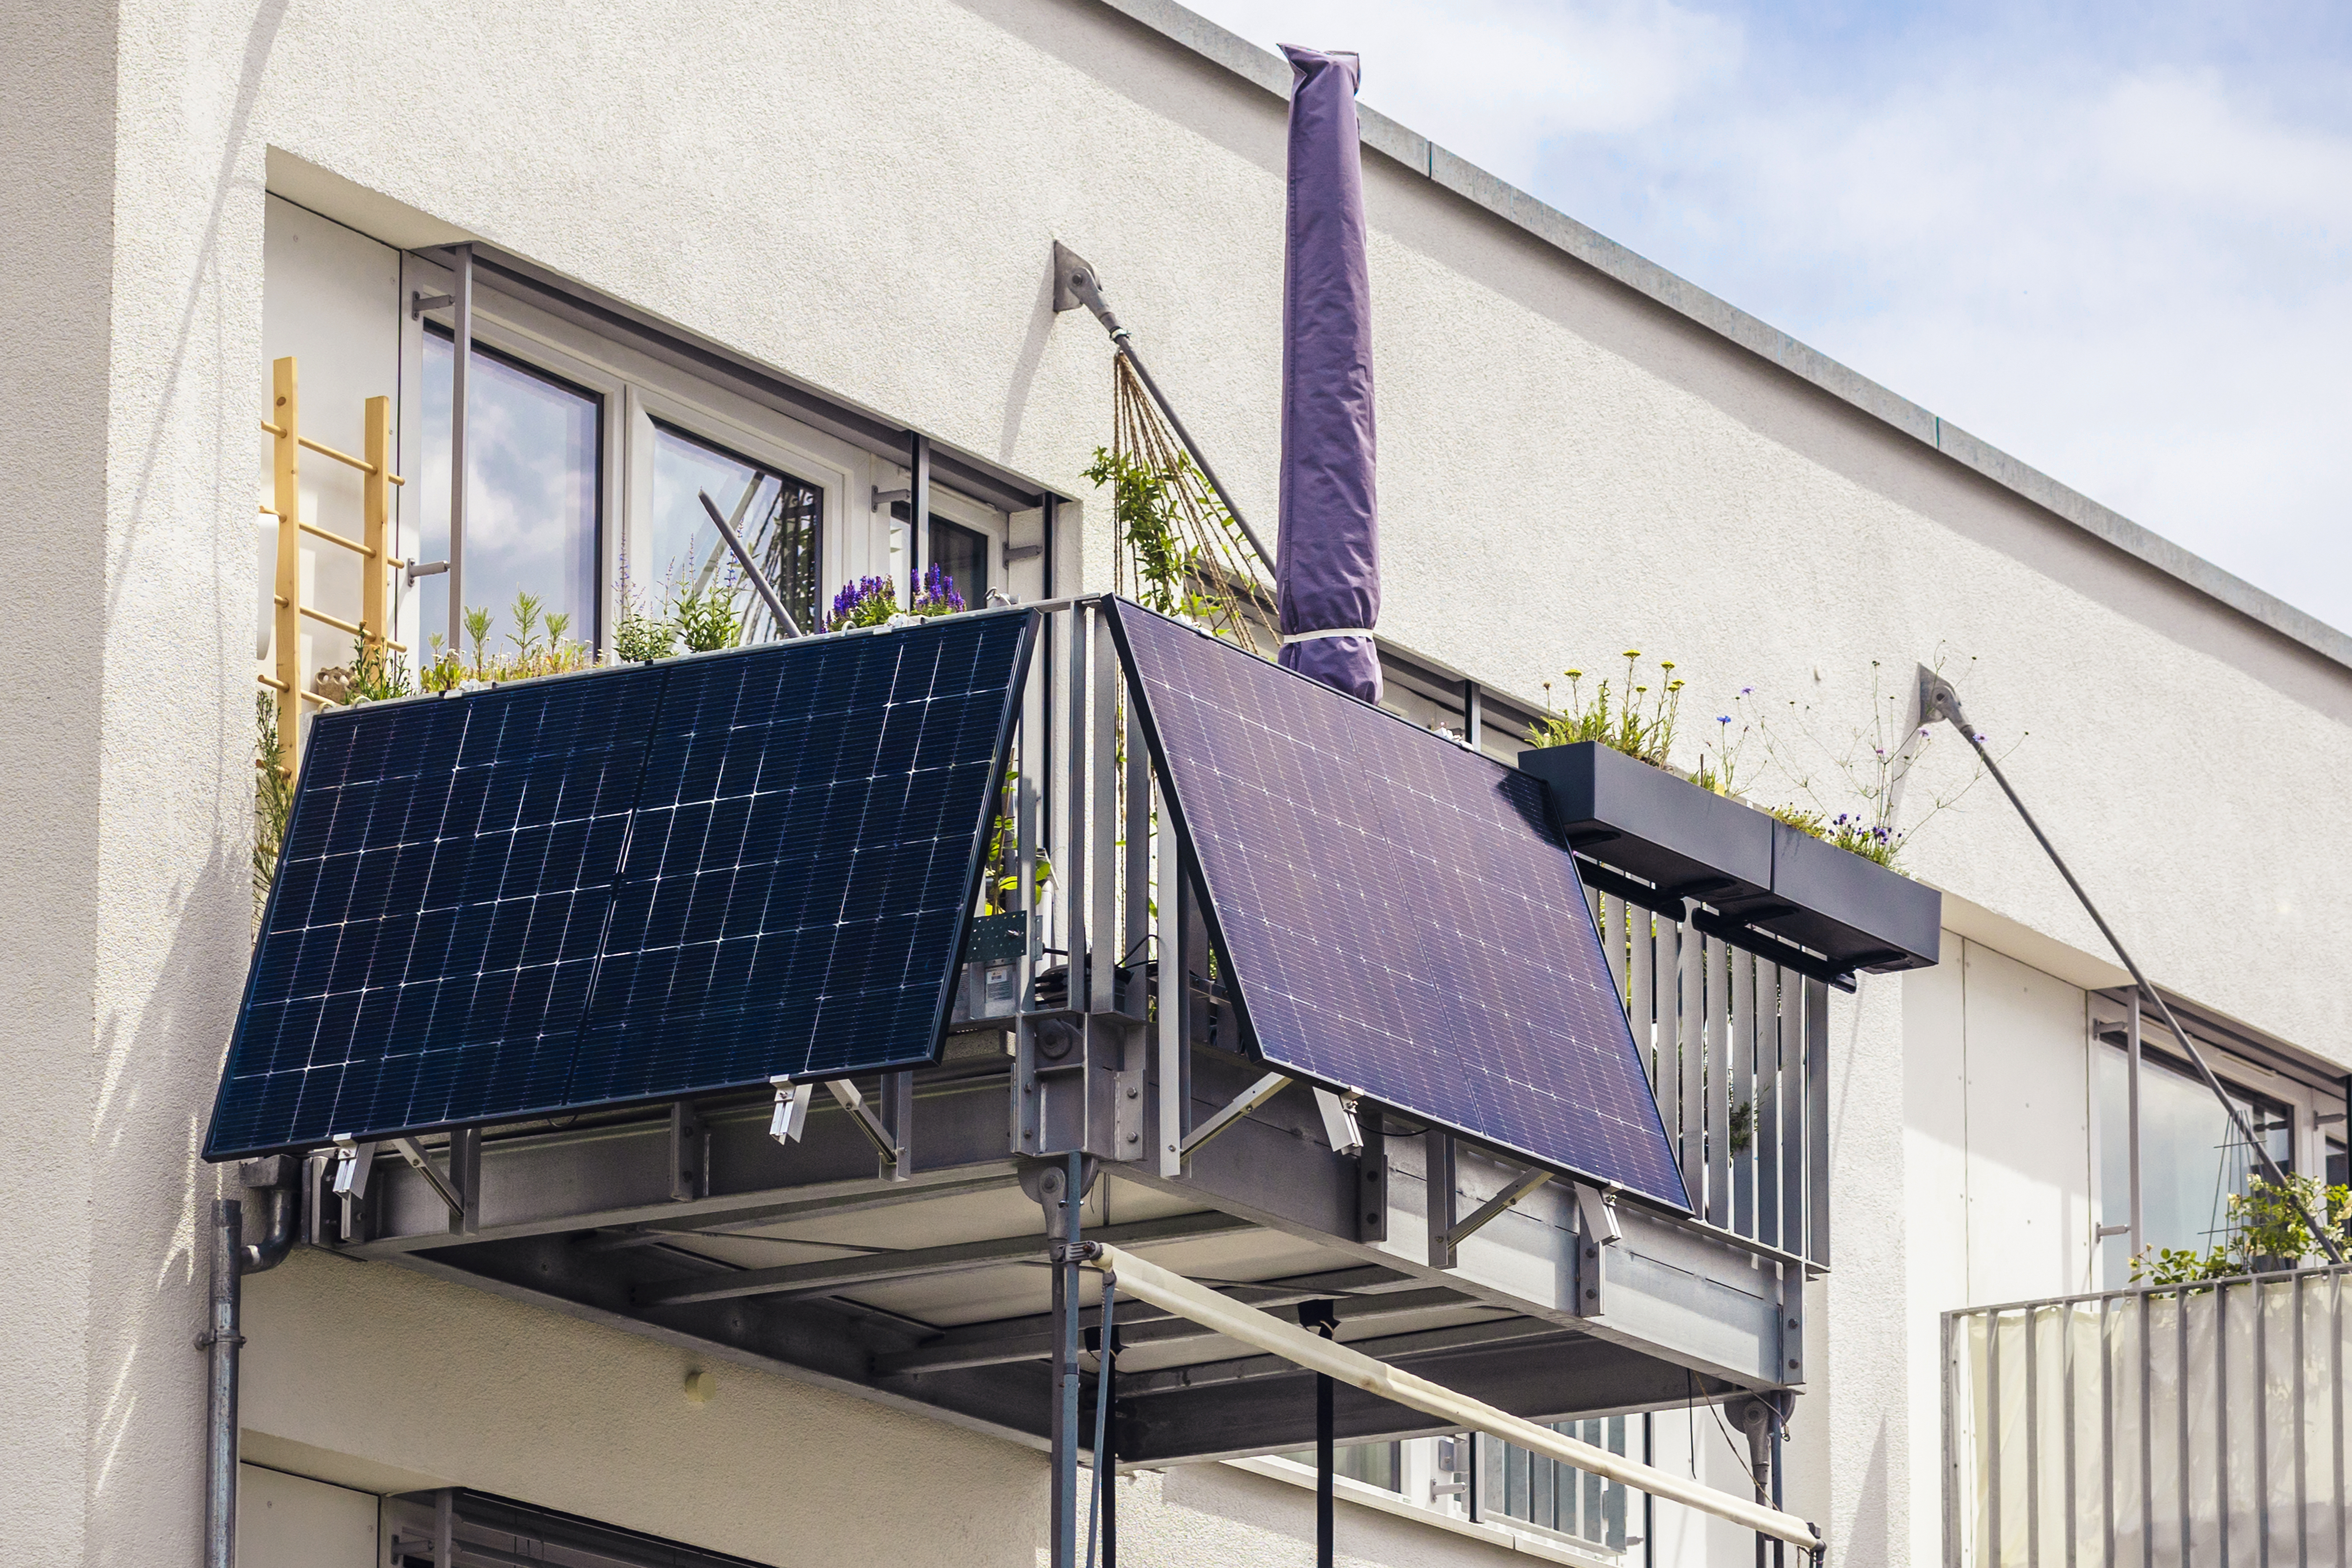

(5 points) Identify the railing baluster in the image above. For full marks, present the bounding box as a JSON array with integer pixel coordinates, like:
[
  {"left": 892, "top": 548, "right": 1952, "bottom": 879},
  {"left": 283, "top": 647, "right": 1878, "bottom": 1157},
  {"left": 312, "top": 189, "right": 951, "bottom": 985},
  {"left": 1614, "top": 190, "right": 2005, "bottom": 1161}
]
[
  {"left": 1705, "top": 935, "right": 1729, "bottom": 1228},
  {"left": 2138, "top": 1291, "right": 2152, "bottom": 1568},
  {"left": 1992, "top": 1312, "right": 2006, "bottom": 1568},
  {"left": 1757, "top": 961, "right": 1784, "bottom": 1253},
  {"left": 2027, "top": 1304, "right": 2041, "bottom": 1568},
  {"left": 2102, "top": 1297, "right": 2116, "bottom": 1568},
  {"left": 1804, "top": 977, "right": 1830, "bottom": 1269},
  {"left": 1678, "top": 904, "right": 1705, "bottom": 1207},
  {"left": 2257, "top": 1277, "right": 2271, "bottom": 1568},
  {"left": 2218, "top": 1285, "right": 2230, "bottom": 1568}
]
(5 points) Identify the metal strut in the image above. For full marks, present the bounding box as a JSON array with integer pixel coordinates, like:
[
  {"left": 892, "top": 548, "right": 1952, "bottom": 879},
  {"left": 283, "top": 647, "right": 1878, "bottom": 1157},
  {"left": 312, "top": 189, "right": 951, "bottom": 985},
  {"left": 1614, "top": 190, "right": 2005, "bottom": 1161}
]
[
  {"left": 1049, "top": 242, "right": 1277, "bottom": 571},
  {"left": 1919, "top": 666, "right": 2343, "bottom": 1265}
]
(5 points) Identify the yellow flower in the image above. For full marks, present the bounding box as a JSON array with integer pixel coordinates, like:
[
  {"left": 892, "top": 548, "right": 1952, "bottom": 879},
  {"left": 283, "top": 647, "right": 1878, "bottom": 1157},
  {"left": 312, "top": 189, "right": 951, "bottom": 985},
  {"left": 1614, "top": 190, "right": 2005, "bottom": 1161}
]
[{"left": 1622, "top": 649, "right": 1642, "bottom": 660}]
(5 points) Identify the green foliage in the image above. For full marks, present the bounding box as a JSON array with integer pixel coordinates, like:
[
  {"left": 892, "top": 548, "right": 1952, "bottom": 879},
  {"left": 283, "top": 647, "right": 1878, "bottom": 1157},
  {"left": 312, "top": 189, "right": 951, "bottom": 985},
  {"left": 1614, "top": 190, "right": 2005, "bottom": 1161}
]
[
  {"left": 462, "top": 605, "right": 494, "bottom": 677},
  {"left": 506, "top": 591, "right": 545, "bottom": 658},
  {"left": 1525, "top": 651, "right": 1684, "bottom": 768},
  {"left": 675, "top": 576, "right": 742, "bottom": 653},
  {"left": 615, "top": 609, "right": 676, "bottom": 663},
  {"left": 344, "top": 637, "right": 413, "bottom": 704},
  {"left": 253, "top": 694, "right": 293, "bottom": 931},
  {"left": 1083, "top": 447, "right": 1220, "bottom": 622},
  {"left": 2130, "top": 1174, "right": 2352, "bottom": 1286}
]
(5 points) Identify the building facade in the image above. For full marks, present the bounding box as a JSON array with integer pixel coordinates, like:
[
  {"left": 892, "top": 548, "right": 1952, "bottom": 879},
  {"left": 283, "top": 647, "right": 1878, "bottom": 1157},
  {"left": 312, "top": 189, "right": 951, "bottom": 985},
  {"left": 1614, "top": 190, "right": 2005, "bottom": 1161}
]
[{"left": 7, "top": 1, "right": 2350, "bottom": 1564}]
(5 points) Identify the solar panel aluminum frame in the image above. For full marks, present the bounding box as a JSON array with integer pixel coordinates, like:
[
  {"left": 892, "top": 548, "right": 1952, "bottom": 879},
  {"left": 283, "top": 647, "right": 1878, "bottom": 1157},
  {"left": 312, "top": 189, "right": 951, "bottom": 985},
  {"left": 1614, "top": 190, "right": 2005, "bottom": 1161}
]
[
  {"left": 204, "top": 606, "right": 1040, "bottom": 1162},
  {"left": 1102, "top": 599, "right": 1691, "bottom": 1218}
]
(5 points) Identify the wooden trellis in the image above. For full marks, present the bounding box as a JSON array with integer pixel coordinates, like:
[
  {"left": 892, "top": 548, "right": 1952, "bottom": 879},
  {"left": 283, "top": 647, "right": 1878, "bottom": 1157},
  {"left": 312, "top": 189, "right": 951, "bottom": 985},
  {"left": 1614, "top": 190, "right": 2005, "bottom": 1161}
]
[{"left": 257, "top": 355, "right": 406, "bottom": 775}]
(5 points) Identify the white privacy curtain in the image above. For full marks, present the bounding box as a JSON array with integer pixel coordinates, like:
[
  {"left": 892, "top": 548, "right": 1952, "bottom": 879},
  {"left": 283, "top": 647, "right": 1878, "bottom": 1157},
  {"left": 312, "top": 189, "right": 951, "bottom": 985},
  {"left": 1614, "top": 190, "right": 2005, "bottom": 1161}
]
[{"left": 1948, "top": 1272, "right": 2352, "bottom": 1566}]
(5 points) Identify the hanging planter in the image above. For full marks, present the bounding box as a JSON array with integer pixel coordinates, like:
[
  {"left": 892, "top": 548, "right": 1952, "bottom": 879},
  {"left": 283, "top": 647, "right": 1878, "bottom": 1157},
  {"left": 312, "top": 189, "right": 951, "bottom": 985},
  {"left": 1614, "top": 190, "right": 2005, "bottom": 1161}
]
[{"left": 1519, "top": 740, "right": 1940, "bottom": 981}]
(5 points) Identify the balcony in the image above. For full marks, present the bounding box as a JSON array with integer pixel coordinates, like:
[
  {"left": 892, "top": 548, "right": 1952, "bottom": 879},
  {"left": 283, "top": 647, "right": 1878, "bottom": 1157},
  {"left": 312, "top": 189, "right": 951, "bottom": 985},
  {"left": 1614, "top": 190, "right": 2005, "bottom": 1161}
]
[
  {"left": 225, "top": 597, "right": 1860, "bottom": 1479},
  {"left": 1944, "top": 1263, "right": 2352, "bottom": 1566}
]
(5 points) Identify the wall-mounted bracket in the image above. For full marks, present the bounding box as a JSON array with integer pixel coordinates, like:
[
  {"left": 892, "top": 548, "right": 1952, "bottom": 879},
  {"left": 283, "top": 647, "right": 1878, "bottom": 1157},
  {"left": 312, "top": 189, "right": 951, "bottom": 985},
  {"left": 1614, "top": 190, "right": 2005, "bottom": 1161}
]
[
  {"left": 409, "top": 290, "right": 454, "bottom": 321},
  {"left": 1573, "top": 1183, "right": 1621, "bottom": 1318},
  {"left": 872, "top": 486, "right": 913, "bottom": 510},
  {"left": 405, "top": 558, "right": 449, "bottom": 583},
  {"left": 1016, "top": 1010, "right": 1147, "bottom": 1160}
]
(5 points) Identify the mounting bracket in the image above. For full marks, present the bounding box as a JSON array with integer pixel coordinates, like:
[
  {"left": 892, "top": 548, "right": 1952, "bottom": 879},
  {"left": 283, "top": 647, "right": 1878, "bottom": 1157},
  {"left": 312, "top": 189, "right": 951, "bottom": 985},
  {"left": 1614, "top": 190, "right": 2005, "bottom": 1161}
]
[
  {"left": 1177, "top": 1071, "right": 1289, "bottom": 1162},
  {"left": 768, "top": 1077, "right": 814, "bottom": 1144},
  {"left": 1312, "top": 1087, "right": 1364, "bottom": 1157}
]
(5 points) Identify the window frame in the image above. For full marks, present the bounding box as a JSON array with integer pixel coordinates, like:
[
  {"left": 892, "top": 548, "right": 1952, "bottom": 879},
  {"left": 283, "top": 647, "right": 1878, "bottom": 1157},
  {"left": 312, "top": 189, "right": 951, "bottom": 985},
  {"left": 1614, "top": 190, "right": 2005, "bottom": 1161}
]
[
  {"left": 2090, "top": 989, "right": 2336, "bottom": 1285},
  {"left": 399, "top": 250, "right": 1003, "bottom": 662}
]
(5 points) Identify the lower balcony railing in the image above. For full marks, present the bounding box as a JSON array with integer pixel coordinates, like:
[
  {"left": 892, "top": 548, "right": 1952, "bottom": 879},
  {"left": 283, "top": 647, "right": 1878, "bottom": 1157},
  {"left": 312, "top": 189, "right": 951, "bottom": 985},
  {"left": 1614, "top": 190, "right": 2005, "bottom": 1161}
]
[{"left": 1944, "top": 1264, "right": 2352, "bottom": 1567}]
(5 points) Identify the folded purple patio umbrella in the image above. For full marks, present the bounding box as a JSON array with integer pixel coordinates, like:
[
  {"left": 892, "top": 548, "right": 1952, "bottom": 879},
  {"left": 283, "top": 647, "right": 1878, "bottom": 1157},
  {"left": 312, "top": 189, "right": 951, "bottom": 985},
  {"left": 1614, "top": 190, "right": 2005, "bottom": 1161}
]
[{"left": 1275, "top": 44, "right": 1381, "bottom": 704}]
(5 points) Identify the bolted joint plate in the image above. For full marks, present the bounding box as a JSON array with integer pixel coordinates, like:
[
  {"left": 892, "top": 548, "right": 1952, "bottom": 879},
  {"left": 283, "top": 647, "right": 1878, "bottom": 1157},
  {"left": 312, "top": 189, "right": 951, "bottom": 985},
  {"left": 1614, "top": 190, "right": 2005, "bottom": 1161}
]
[{"left": 1014, "top": 1009, "right": 1148, "bottom": 1160}]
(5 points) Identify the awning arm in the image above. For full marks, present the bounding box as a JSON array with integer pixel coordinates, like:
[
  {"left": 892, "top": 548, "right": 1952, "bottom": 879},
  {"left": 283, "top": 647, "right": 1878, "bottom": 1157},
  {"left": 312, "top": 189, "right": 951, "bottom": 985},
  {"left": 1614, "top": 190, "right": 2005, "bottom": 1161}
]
[{"left": 1086, "top": 1242, "right": 1823, "bottom": 1556}]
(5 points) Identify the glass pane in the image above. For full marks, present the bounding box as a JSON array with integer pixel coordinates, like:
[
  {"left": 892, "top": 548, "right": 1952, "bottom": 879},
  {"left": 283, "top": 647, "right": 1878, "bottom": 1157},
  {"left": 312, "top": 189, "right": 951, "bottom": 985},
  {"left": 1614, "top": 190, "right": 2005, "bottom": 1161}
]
[
  {"left": 1279, "top": 1441, "right": 1399, "bottom": 1493},
  {"left": 927, "top": 516, "right": 987, "bottom": 608},
  {"left": 421, "top": 333, "right": 600, "bottom": 667},
  {"left": 2104, "top": 1039, "right": 2293, "bottom": 1283},
  {"left": 648, "top": 423, "right": 821, "bottom": 639}
]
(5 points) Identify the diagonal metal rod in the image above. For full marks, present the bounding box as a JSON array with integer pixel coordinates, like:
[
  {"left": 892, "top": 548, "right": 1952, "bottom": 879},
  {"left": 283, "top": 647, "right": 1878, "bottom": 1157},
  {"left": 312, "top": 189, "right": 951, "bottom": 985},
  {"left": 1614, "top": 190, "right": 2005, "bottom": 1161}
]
[
  {"left": 698, "top": 489, "right": 802, "bottom": 638},
  {"left": 1052, "top": 243, "right": 1275, "bottom": 571},
  {"left": 1920, "top": 667, "right": 2341, "bottom": 1265}
]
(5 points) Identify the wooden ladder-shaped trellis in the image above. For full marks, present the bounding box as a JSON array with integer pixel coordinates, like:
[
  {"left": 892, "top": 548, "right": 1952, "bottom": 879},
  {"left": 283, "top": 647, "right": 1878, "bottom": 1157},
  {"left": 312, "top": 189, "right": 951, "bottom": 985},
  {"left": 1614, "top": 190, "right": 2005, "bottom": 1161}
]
[{"left": 257, "top": 355, "right": 407, "bottom": 775}]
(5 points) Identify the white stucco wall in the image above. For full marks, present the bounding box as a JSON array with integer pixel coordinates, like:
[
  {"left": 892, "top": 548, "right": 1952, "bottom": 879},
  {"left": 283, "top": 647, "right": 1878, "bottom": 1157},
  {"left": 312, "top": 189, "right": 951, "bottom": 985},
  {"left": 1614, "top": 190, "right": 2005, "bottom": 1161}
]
[{"left": 13, "top": 0, "right": 2352, "bottom": 1564}]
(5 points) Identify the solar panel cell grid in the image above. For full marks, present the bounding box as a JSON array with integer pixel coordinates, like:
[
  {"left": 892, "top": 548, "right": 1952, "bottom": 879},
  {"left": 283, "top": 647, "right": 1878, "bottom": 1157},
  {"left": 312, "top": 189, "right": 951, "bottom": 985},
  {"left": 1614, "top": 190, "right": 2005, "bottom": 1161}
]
[
  {"left": 206, "top": 611, "right": 1033, "bottom": 1160},
  {"left": 1109, "top": 602, "right": 1688, "bottom": 1211}
]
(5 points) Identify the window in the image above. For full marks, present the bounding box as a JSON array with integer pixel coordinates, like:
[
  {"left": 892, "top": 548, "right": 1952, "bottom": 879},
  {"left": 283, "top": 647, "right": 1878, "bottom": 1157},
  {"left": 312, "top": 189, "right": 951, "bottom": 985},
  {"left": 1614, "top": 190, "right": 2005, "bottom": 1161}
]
[
  {"left": 421, "top": 328, "right": 602, "bottom": 663},
  {"left": 648, "top": 421, "right": 821, "bottom": 637},
  {"left": 1282, "top": 1440, "right": 1401, "bottom": 1492},
  {"left": 1478, "top": 1421, "right": 1635, "bottom": 1551},
  {"left": 929, "top": 515, "right": 989, "bottom": 608},
  {"left": 2098, "top": 1039, "right": 2293, "bottom": 1285}
]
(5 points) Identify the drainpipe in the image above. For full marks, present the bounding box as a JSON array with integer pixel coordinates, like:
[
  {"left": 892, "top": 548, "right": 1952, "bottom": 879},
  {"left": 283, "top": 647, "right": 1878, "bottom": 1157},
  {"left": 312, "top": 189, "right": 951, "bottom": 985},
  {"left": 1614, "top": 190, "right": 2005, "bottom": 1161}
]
[{"left": 203, "top": 1156, "right": 301, "bottom": 1568}]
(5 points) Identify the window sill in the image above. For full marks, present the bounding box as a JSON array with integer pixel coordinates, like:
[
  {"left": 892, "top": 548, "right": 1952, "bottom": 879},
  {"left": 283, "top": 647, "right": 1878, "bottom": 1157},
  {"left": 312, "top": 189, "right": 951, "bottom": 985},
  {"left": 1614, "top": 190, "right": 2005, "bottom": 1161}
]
[{"left": 1223, "top": 1456, "right": 1624, "bottom": 1567}]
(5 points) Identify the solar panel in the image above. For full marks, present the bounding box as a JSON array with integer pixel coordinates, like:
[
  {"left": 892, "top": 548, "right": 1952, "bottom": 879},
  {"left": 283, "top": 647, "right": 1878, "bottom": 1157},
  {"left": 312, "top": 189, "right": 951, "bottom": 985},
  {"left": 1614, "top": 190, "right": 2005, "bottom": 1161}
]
[
  {"left": 206, "top": 609, "right": 1036, "bottom": 1161},
  {"left": 1107, "top": 602, "right": 1689, "bottom": 1212}
]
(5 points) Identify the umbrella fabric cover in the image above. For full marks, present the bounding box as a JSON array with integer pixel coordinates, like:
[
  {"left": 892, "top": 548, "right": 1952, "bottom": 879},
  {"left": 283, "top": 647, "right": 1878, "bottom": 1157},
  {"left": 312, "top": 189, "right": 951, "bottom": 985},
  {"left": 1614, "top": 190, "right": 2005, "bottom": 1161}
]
[{"left": 1275, "top": 44, "right": 1382, "bottom": 704}]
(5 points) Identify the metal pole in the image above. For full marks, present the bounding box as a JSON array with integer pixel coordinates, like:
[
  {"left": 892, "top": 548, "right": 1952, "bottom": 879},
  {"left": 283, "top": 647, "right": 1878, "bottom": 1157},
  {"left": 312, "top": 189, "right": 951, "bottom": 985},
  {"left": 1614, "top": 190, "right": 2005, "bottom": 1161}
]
[
  {"left": 910, "top": 433, "right": 930, "bottom": 597},
  {"left": 435, "top": 1487, "right": 455, "bottom": 1568},
  {"left": 1055, "top": 1150, "right": 1086, "bottom": 1568},
  {"left": 202, "top": 1199, "right": 243, "bottom": 1568},
  {"left": 1298, "top": 1300, "right": 1340, "bottom": 1568},
  {"left": 1920, "top": 671, "right": 2340, "bottom": 1264},
  {"left": 696, "top": 491, "right": 801, "bottom": 637},
  {"left": 2126, "top": 997, "right": 2143, "bottom": 1262},
  {"left": 447, "top": 244, "right": 472, "bottom": 645},
  {"left": 1051, "top": 246, "right": 1274, "bottom": 571}
]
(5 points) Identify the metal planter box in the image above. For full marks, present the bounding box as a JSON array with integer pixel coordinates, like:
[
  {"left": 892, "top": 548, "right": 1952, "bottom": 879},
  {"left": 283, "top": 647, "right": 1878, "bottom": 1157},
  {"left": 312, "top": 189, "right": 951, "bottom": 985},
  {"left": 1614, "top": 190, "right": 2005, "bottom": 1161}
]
[{"left": 1517, "top": 741, "right": 1939, "bottom": 980}]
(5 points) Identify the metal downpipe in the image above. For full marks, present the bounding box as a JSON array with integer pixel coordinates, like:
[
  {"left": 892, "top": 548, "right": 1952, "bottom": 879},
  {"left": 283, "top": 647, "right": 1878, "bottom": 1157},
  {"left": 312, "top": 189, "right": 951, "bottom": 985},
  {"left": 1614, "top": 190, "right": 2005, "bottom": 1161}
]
[{"left": 204, "top": 1159, "right": 300, "bottom": 1568}]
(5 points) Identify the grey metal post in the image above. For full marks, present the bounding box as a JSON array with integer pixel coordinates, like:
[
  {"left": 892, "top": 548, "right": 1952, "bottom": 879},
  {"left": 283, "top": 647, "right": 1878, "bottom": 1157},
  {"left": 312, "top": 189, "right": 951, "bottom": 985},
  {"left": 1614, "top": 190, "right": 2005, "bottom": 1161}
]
[
  {"left": 203, "top": 1161, "right": 298, "bottom": 1568},
  {"left": 1920, "top": 669, "right": 2339, "bottom": 1263},
  {"left": 1055, "top": 1150, "right": 1086, "bottom": 1568},
  {"left": 2126, "top": 996, "right": 2143, "bottom": 1260},
  {"left": 435, "top": 1487, "right": 455, "bottom": 1568},
  {"left": 203, "top": 1199, "right": 243, "bottom": 1568},
  {"left": 910, "top": 432, "right": 930, "bottom": 594},
  {"left": 447, "top": 244, "right": 472, "bottom": 643}
]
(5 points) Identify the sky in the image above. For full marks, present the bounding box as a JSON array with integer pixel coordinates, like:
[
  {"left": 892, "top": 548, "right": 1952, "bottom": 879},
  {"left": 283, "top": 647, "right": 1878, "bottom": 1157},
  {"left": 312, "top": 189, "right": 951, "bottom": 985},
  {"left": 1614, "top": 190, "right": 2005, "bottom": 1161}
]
[{"left": 1186, "top": 0, "right": 2352, "bottom": 636}]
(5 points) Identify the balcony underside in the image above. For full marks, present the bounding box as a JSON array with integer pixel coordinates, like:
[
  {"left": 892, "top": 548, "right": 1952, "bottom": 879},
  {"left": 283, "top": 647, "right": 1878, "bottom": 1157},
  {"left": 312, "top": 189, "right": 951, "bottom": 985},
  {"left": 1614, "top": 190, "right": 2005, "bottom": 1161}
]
[{"left": 336, "top": 1043, "right": 1803, "bottom": 1463}]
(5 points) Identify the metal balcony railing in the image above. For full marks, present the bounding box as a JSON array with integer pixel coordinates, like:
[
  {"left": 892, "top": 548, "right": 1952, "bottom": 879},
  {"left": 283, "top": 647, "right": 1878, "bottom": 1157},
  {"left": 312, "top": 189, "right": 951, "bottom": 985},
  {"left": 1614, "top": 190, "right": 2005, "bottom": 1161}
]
[
  {"left": 1588, "top": 894, "right": 1832, "bottom": 1269},
  {"left": 1944, "top": 1265, "right": 2352, "bottom": 1567}
]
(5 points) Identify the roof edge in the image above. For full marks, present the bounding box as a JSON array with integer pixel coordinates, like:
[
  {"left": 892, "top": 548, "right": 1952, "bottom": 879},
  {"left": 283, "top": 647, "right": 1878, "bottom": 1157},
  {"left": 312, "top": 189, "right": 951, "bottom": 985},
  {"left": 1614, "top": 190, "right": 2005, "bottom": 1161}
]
[{"left": 1089, "top": 0, "right": 2352, "bottom": 677}]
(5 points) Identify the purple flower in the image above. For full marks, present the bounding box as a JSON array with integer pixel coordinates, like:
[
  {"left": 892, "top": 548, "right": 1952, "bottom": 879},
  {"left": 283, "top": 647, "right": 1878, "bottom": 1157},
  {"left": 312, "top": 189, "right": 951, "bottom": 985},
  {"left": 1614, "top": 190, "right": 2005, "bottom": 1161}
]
[{"left": 914, "top": 562, "right": 964, "bottom": 613}]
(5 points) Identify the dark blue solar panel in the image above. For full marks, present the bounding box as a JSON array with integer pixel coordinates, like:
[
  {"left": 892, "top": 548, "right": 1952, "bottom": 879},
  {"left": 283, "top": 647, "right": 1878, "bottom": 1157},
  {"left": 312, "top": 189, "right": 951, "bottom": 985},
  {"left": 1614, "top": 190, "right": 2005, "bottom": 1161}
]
[
  {"left": 206, "top": 609, "right": 1036, "bottom": 1160},
  {"left": 1108, "top": 602, "right": 1688, "bottom": 1212}
]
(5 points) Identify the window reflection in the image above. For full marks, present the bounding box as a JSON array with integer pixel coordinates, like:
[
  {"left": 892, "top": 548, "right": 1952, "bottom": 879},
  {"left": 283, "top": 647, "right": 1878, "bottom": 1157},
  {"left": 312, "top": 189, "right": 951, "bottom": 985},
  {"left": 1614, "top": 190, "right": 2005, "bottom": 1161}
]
[
  {"left": 421, "top": 331, "right": 601, "bottom": 667},
  {"left": 648, "top": 423, "right": 820, "bottom": 639},
  {"left": 2100, "top": 1040, "right": 2293, "bottom": 1285}
]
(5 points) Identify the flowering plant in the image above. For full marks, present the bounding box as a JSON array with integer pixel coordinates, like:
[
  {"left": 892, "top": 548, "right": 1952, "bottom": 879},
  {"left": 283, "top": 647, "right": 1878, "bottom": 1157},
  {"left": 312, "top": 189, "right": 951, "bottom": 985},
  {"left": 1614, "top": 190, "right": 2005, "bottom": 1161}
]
[{"left": 826, "top": 566, "right": 964, "bottom": 632}]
